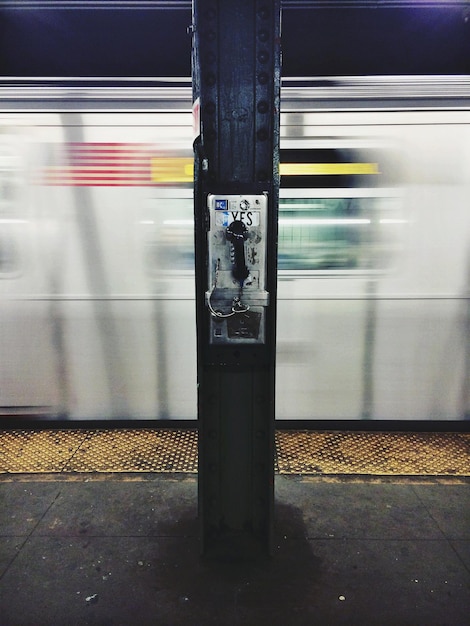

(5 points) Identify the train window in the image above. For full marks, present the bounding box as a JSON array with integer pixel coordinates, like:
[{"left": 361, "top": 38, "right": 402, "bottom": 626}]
[
  {"left": 278, "top": 196, "right": 398, "bottom": 272},
  {"left": 0, "top": 231, "right": 21, "bottom": 277},
  {"left": 141, "top": 197, "right": 194, "bottom": 275}
]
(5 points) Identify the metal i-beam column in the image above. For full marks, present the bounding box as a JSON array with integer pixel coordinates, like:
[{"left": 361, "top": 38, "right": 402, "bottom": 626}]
[{"left": 192, "top": 0, "right": 281, "bottom": 559}]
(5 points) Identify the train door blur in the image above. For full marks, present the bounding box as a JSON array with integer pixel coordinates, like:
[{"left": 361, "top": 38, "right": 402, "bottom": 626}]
[
  {"left": 275, "top": 106, "right": 470, "bottom": 422},
  {"left": 0, "top": 119, "right": 63, "bottom": 418},
  {"left": 275, "top": 119, "right": 402, "bottom": 420},
  {"left": 1, "top": 109, "right": 197, "bottom": 422},
  {"left": 372, "top": 118, "right": 470, "bottom": 420},
  {"left": 276, "top": 189, "right": 390, "bottom": 420},
  {"left": 50, "top": 112, "right": 196, "bottom": 420}
]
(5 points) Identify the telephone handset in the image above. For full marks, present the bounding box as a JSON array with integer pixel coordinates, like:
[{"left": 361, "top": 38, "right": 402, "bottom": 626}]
[
  {"left": 226, "top": 219, "right": 249, "bottom": 284},
  {"left": 206, "top": 193, "right": 268, "bottom": 344}
]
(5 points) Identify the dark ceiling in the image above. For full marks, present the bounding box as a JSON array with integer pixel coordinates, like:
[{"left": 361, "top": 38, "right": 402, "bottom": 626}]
[{"left": 1, "top": 2, "right": 469, "bottom": 78}]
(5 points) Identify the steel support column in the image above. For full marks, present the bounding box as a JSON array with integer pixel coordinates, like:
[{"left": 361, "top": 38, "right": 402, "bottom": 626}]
[{"left": 192, "top": 0, "right": 281, "bottom": 559}]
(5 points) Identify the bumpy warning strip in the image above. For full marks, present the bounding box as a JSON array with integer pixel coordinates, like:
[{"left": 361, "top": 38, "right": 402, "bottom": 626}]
[{"left": 0, "top": 429, "right": 469, "bottom": 476}]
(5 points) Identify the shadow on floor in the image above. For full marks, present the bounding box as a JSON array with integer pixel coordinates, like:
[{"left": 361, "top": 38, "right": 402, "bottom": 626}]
[{"left": 149, "top": 502, "right": 322, "bottom": 624}]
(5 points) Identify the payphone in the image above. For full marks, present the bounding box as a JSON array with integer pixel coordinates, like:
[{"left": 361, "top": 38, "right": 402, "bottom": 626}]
[{"left": 206, "top": 193, "right": 269, "bottom": 344}]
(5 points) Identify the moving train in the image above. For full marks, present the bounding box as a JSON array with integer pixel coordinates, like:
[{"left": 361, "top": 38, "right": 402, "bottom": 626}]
[{"left": 1, "top": 76, "right": 469, "bottom": 422}]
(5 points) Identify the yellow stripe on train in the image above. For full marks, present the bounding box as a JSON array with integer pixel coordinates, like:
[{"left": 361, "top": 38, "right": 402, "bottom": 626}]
[
  {"left": 151, "top": 157, "right": 194, "bottom": 183},
  {"left": 280, "top": 162, "right": 380, "bottom": 176},
  {"left": 150, "top": 157, "right": 379, "bottom": 183}
]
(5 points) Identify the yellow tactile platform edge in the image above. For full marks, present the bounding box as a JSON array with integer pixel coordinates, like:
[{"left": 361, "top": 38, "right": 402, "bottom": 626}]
[
  {"left": 275, "top": 431, "right": 470, "bottom": 476},
  {"left": 0, "top": 429, "right": 469, "bottom": 476}
]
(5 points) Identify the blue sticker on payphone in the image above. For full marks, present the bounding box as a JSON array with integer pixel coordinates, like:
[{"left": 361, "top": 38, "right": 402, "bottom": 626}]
[{"left": 215, "top": 199, "right": 227, "bottom": 210}]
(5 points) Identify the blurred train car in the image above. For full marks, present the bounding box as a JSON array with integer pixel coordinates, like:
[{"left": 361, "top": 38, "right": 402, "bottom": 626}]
[{"left": 0, "top": 77, "right": 469, "bottom": 423}]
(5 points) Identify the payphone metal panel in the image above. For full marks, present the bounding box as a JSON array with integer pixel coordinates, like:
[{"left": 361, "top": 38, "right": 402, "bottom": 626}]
[{"left": 206, "top": 193, "right": 269, "bottom": 345}]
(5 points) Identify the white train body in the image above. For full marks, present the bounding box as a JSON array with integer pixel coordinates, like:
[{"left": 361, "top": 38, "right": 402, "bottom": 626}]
[{"left": 1, "top": 77, "right": 469, "bottom": 422}]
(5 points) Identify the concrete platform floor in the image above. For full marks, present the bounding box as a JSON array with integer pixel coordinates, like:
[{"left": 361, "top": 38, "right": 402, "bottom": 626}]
[{"left": 1, "top": 474, "right": 469, "bottom": 626}]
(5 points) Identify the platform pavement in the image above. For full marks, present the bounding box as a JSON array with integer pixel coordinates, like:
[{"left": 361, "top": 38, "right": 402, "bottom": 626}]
[{"left": 0, "top": 474, "right": 469, "bottom": 626}]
